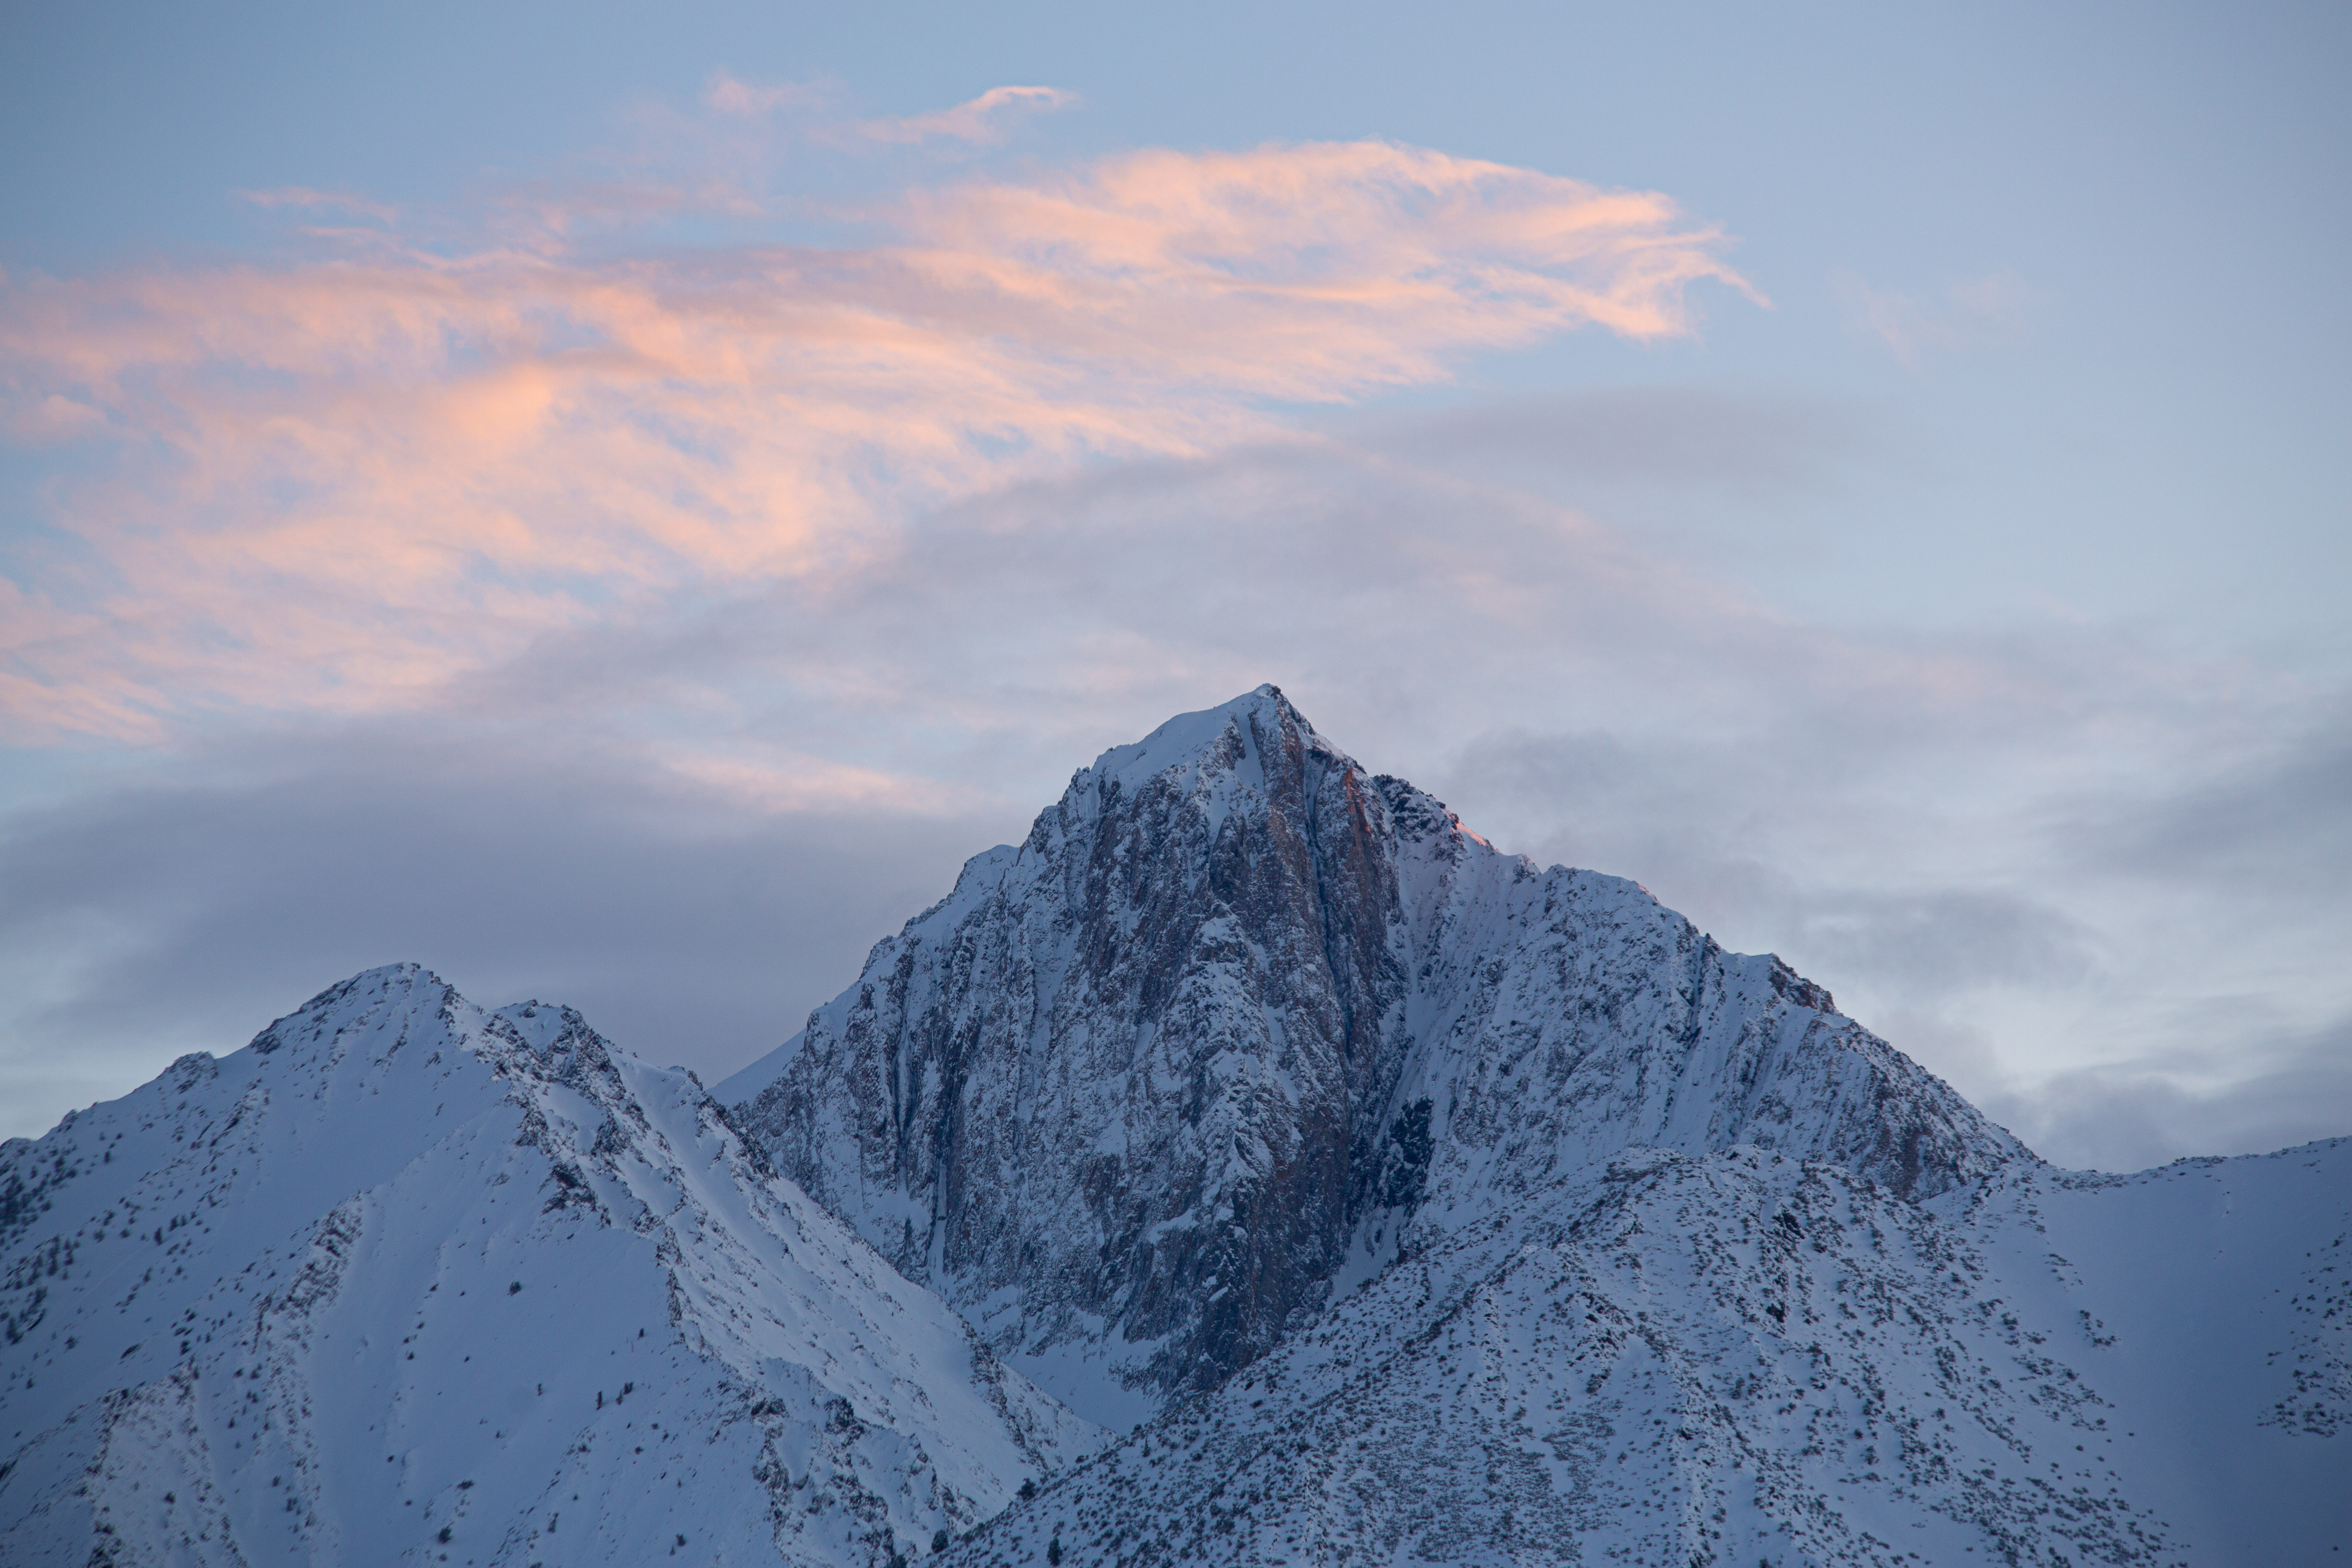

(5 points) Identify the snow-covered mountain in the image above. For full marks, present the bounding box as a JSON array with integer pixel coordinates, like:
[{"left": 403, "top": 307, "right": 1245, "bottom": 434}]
[
  {"left": 0, "top": 965, "right": 1099, "bottom": 1568},
  {"left": 724, "top": 687, "right": 2020, "bottom": 1425},
  {"left": 6, "top": 687, "right": 2343, "bottom": 1567},
  {"left": 725, "top": 686, "right": 2348, "bottom": 1564}
]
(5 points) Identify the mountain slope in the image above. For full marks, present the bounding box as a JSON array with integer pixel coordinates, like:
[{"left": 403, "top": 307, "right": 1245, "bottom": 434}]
[
  {"left": 0, "top": 965, "right": 1098, "bottom": 1568},
  {"left": 726, "top": 686, "right": 2019, "bottom": 1423},
  {"left": 944, "top": 1137, "right": 2351, "bottom": 1568}
]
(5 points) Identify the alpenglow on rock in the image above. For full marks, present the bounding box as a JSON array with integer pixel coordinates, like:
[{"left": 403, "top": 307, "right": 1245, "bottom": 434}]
[{"left": 724, "top": 686, "right": 2023, "bottom": 1423}]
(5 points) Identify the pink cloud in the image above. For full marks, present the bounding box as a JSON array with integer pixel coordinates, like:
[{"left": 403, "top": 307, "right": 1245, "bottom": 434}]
[
  {"left": 701, "top": 74, "right": 834, "bottom": 119},
  {"left": 0, "top": 137, "right": 1754, "bottom": 741},
  {"left": 857, "top": 85, "right": 1077, "bottom": 145}
]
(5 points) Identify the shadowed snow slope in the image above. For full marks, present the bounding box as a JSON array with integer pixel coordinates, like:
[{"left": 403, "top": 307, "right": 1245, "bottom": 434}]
[
  {"left": 0, "top": 965, "right": 1099, "bottom": 1568},
  {"left": 726, "top": 687, "right": 2022, "bottom": 1425},
  {"left": 948, "top": 1139, "right": 2349, "bottom": 1568}
]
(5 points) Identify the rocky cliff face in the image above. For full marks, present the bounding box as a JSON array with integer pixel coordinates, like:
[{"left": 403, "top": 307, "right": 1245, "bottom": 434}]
[{"left": 726, "top": 688, "right": 2022, "bottom": 1421}]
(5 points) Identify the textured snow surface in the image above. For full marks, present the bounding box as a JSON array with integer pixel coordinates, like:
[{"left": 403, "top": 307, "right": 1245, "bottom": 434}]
[
  {"left": 0, "top": 965, "right": 1099, "bottom": 1568},
  {"left": 948, "top": 1139, "right": 2349, "bottom": 1568},
  {"left": 730, "top": 687, "right": 2022, "bottom": 1423}
]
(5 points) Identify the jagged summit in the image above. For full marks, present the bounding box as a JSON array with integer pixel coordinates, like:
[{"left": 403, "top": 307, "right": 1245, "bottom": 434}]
[
  {"left": 728, "top": 689, "right": 2022, "bottom": 1424},
  {"left": 1077, "top": 684, "right": 1345, "bottom": 812}
]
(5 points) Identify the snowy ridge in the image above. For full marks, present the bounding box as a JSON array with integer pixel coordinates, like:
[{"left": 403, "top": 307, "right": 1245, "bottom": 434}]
[
  {"left": 1353, "top": 796, "right": 2020, "bottom": 1271},
  {"left": 0, "top": 965, "right": 1098, "bottom": 1568},
  {"left": 729, "top": 687, "right": 2019, "bottom": 1422}
]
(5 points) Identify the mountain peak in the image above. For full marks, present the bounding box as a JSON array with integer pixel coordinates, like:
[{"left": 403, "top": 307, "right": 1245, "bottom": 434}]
[
  {"left": 241, "top": 959, "right": 451, "bottom": 1058},
  {"left": 732, "top": 693, "right": 2018, "bottom": 1422},
  {"left": 1077, "top": 683, "right": 1337, "bottom": 801},
  {"left": 0, "top": 965, "right": 1095, "bottom": 1566}
]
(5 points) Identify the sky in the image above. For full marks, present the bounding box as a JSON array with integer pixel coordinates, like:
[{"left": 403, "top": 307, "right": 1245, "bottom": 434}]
[{"left": 2, "top": 0, "right": 2346, "bottom": 1171}]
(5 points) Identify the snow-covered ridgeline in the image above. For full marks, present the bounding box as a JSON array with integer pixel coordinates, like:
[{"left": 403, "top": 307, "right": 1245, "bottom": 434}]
[{"left": 0, "top": 965, "right": 1098, "bottom": 1568}]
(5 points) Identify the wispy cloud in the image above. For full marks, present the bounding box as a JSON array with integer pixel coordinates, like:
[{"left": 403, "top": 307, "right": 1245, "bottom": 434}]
[
  {"left": 858, "top": 85, "right": 1076, "bottom": 145},
  {"left": 5, "top": 390, "right": 106, "bottom": 441},
  {"left": 0, "top": 124, "right": 1753, "bottom": 741},
  {"left": 700, "top": 73, "right": 837, "bottom": 120},
  {"left": 234, "top": 186, "right": 400, "bottom": 224},
  {"left": 1841, "top": 268, "right": 2031, "bottom": 364}
]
